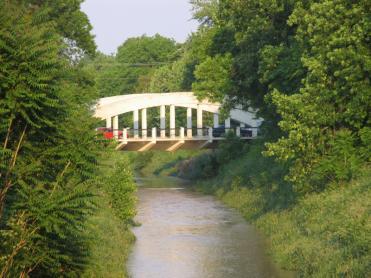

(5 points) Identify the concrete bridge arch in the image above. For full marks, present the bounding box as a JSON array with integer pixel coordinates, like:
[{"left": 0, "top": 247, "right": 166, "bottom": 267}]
[{"left": 94, "top": 92, "right": 263, "bottom": 151}]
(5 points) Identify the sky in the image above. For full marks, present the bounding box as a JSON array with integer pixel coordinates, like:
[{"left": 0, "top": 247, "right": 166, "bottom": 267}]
[{"left": 81, "top": 0, "right": 199, "bottom": 55}]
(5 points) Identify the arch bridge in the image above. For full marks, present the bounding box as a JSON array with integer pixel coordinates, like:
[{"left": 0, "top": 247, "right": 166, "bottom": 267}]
[{"left": 94, "top": 92, "right": 262, "bottom": 151}]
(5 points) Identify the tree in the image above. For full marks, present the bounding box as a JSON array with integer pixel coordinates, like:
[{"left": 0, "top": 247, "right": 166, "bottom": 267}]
[
  {"left": 265, "top": 0, "right": 371, "bottom": 191},
  {"left": 91, "top": 35, "right": 179, "bottom": 97},
  {"left": 0, "top": 2, "right": 100, "bottom": 275},
  {"left": 115, "top": 34, "right": 179, "bottom": 94},
  {"left": 21, "top": 0, "right": 96, "bottom": 55},
  {"left": 193, "top": 54, "right": 234, "bottom": 102},
  {"left": 149, "top": 58, "right": 191, "bottom": 93},
  {"left": 190, "top": 0, "right": 304, "bottom": 131}
]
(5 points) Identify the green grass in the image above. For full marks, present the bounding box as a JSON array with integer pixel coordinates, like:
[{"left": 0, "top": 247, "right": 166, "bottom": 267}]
[
  {"left": 194, "top": 161, "right": 371, "bottom": 277},
  {"left": 129, "top": 150, "right": 203, "bottom": 177},
  {"left": 136, "top": 176, "right": 190, "bottom": 188},
  {"left": 82, "top": 192, "right": 135, "bottom": 278}
]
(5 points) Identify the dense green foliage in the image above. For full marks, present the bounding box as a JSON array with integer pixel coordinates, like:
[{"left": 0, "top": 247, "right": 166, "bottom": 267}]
[
  {"left": 88, "top": 35, "right": 179, "bottom": 98},
  {"left": 21, "top": 0, "right": 96, "bottom": 55},
  {"left": 130, "top": 150, "right": 201, "bottom": 177},
  {"left": 0, "top": 1, "right": 136, "bottom": 276},
  {"left": 82, "top": 151, "right": 136, "bottom": 278},
  {"left": 0, "top": 3, "right": 93, "bottom": 275},
  {"left": 184, "top": 0, "right": 370, "bottom": 191},
  {"left": 265, "top": 0, "right": 371, "bottom": 191},
  {"left": 104, "top": 156, "right": 136, "bottom": 224}
]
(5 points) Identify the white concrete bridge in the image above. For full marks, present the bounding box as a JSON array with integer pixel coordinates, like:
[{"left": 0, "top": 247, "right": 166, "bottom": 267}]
[{"left": 94, "top": 92, "right": 263, "bottom": 151}]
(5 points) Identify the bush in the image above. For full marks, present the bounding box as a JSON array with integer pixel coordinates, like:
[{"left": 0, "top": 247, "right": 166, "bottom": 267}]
[
  {"left": 178, "top": 152, "right": 218, "bottom": 180},
  {"left": 215, "top": 133, "right": 247, "bottom": 165},
  {"left": 104, "top": 157, "right": 137, "bottom": 225},
  {"left": 132, "top": 152, "right": 154, "bottom": 172}
]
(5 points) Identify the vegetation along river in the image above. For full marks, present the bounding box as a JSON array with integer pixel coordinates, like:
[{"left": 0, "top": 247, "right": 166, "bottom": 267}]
[{"left": 127, "top": 176, "right": 284, "bottom": 278}]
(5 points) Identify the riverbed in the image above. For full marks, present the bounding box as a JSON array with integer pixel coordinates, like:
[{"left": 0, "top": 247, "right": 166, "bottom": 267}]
[{"left": 127, "top": 177, "right": 283, "bottom": 278}]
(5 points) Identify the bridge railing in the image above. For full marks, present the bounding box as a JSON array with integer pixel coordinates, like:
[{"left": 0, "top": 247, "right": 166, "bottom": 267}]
[
  {"left": 108, "top": 126, "right": 259, "bottom": 141},
  {"left": 190, "top": 127, "right": 209, "bottom": 137}
]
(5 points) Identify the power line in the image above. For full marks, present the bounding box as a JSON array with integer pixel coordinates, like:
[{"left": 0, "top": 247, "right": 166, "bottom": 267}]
[{"left": 87, "top": 61, "right": 175, "bottom": 67}]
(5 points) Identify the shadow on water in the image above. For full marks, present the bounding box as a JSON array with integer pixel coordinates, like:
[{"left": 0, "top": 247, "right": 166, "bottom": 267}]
[{"left": 128, "top": 175, "right": 294, "bottom": 278}]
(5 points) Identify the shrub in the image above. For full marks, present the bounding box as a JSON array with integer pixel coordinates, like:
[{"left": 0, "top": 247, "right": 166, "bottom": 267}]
[{"left": 105, "top": 157, "right": 136, "bottom": 224}]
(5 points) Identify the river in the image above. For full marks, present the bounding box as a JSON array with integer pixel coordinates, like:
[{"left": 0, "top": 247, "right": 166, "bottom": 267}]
[{"left": 127, "top": 176, "right": 284, "bottom": 278}]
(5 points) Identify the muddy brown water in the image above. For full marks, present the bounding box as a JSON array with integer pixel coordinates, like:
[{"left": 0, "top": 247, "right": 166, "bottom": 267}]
[{"left": 127, "top": 177, "right": 285, "bottom": 278}]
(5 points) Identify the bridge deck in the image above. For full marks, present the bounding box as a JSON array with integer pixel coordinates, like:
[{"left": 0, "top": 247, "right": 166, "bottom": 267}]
[
  {"left": 118, "top": 136, "right": 255, "bottom": 143},
  {"left": 116, "top": 135, "right": 256, "bottom": 151}
]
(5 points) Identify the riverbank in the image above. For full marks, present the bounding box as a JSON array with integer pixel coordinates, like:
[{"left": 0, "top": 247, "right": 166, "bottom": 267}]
[
  {"left": 130, "top": 148, "right": 370, "bottom": 277},
  {"left": 82, "top": 193, "right": 135, "bottom": 277},
  {"left": 83, "top": 150, "right": 137, "bottom": 277},
  {"left": 199, "top": 172, "right": 370, "bottom": 277}
]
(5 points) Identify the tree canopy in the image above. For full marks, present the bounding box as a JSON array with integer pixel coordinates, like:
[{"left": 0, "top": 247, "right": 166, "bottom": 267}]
[
  {"left": 0, "top": 1, "right": 103, "bottom": 275},
  {"left": 87, "top": 34, "right": 179, "bottom": 97},
  {"left": 20, "top": 0, "right": 97, "bottom": 55}
]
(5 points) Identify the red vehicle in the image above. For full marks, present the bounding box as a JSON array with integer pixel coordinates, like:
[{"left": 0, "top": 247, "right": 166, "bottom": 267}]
[{"left": 96, "top": 127, "right": 124, "bottom": 139}]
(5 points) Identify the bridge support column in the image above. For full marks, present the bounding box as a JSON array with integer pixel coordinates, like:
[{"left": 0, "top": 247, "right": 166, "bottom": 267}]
[
  {"left": 141, "top": 108, "right": 147, "bottom": 139},
  {"left": 213, "top": 113, "right": 219, "bottom": 128},
  {"left": 133, "top": 110, "right": 139, "bottom": 138},
  {"left": 180, "top": 127, "right": 185, "bottom": 143},
  {"left": 160, "top": 105, "right": 166, "bottom": 138},
  {"left": 123, "top": 128, "right": 127, "bottom": 143},
  {"left": 151, "top": 127, "right": 157, "bottom": 143},
  {"left": 187, "top": 107, "right": 192, "bottom": 138},
  {"left": 113, "top": 116, "right": 119, "bottom": 139},
  {"left": 170, "top": 105, "right": 176, "bottom": 138},
  {"left": 252, "top": 128, "right": 258, "bottom": 137},
  {"left": 106, "top": 117, "right": 112, "bottom": 129},
  {"left": 225, "top": 117, "right": 231, "bottom": 133},
  {"left": 197, "top": 105, "right": 203, "bottom": 136}
]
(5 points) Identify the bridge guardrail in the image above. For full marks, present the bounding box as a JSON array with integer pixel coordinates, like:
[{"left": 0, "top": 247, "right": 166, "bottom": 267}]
[
  {"left": 96, "top": 126, "right": 260, "bottom": 141},
  {"left": 190, "top": 127, "right": 210, "bottom": 137}
]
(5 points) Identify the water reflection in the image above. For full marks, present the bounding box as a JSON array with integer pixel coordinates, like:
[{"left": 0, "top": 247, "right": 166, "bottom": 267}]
[{"left": 127, "top": 177, "right": 282, "bottom": 278}]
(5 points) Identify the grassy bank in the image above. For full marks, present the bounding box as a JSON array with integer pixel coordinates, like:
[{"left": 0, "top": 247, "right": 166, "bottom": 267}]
[
  {"left": 133, "top": 142, "right": 370, "bottom": 277},
  {"left": 128, "top": 150, "right": 203, "bottom": 177},
  {"left": 210, "top": 172, "right": 370, "bottom": 277},
  {"left": 82, "top": 194, "right": 135, "bottom": 277},
  {"left": 83, "top": 150, "right": 137, "bottom": 277}
]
